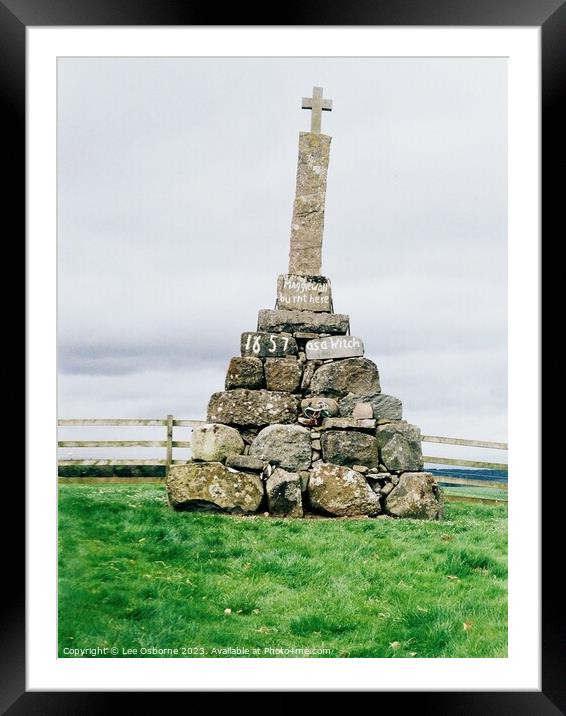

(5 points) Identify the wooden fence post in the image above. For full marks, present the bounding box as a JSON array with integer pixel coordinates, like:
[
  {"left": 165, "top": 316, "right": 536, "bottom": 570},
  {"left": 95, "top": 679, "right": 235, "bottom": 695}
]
[{"left": 165, "top": 414, "right": 173, "bottom": 479}]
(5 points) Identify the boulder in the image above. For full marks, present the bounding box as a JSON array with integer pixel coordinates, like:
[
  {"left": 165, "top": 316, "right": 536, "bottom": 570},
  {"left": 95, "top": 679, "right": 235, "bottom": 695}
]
[
  {"left": 191, "top": 423, "right": 244, "bottom": 462},
  {"left": 309, "top": 358, "right": 381, "bottom": 398},
  {"left": 225, "top": 356, "right": 264, "bottom": 390},
  {"left": 308, "top": 462, "right": 381, "bottom": 517},
  {"left": 320, "top": 430, "right": 378, "bottom": 468},
  {"left": 384, "top": 472, "right": 443, "bottom": 520},
  {"left": 166, "top": 462, "right": 263, "bottom": 514},
  {"left": 250, "top": 424, "right": 312, "bottom": 471},
  {"left": 375, "top": 421, "right": 423, "bottom": 472},
  {"left": 264, "top": 358, "right": 303, "bottom": 392},
  {"left": 339, "top": 392, "right": 402, "bottom": 420},
  {"left": 225, "top": 454, "right": 265, "bottom": 473},
  {"left": 266, "top": 468, "right": 303, "bottom": 517},
  {"left": 257, "top": 308, "right": 350, "bottom": 335},
  {"left": 207, "top": 389, "right": 299, "bottom": 427}
]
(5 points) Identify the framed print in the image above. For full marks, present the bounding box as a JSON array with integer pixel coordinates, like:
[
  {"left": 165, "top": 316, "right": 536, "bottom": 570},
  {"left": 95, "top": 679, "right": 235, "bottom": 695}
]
[{"left": 7, "top": 0, "right": 558, "bottom": 709}]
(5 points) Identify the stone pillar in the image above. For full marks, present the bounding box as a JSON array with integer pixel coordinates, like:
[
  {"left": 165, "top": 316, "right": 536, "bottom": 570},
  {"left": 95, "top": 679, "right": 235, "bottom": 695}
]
[{"left": 288, "top": 132, "right": 332, "bottom": 276}]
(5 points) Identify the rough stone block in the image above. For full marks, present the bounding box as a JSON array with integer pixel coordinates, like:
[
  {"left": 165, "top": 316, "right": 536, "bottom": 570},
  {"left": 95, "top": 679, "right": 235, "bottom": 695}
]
[
  {"left": 225, "top": 356, "right": 264, "bottom": 390},
  {"left": 191, "top": 423, "right": 244, "bottom": 462},
  {"left": 309, "top": 358, "right": 381, "bottom": 398},
  {"left": 308, "top": 462, "right": 381, "bottom": 517},
  {"left": 320, "top": 430, "right": 378, "bottom": 468},
  {"left": 257, "top": 309, "right": 349, "bottom": 335},
  {"left": 207, "top": 390, "right": 299, "bottom": 427},
  {"left": 266, "top": 468, "right": 303, "bottom": 517},
  {"left": 264, "top": 357, "right": 303, "bottom": 392},
  {"left": 249, "top": 423, "right": 312, "bottom": 471},
  {"left": 166, "top": 462, "right": 263, "bottom": 514}
]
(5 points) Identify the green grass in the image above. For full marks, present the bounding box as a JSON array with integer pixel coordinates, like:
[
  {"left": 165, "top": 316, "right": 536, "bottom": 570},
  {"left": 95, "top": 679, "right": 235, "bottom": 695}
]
[
  {"left": 443, "top": 486, "right": 508, "bottom": 500},
  {"left": 58, "top": 484, "right": 507, "bottom": 658}
]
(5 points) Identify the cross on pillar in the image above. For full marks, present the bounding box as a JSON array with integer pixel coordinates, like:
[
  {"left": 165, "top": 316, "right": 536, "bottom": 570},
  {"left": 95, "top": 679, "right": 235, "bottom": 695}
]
[{"left": 301, "top": 86, "right": 332, "bottom": 134}]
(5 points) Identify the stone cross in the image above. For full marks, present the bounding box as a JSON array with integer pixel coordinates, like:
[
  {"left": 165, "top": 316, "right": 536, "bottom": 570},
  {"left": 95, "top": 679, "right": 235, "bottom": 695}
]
[
  {"left": 301, "top": 86, "right": 333, "bottom": 134},
  {"left": 288, "top": 87, "right": 333, "bottom": 276}
]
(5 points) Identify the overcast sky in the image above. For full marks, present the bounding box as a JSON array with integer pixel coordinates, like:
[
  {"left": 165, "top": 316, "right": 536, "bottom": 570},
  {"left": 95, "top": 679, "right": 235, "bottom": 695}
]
[{"left": 58, "top": 57, "right": 507, "bottom": 457}]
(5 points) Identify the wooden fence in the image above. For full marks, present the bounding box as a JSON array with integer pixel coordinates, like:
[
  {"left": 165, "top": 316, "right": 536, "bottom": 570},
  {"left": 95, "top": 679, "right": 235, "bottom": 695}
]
[{"left": 57, "top": 418, "right": 508, "bottom": 502}]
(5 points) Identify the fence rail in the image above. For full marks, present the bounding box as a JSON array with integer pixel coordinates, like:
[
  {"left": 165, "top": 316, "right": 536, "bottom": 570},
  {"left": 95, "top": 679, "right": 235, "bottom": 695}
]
[{"left": 57, "top": 417, "right": 508, "bottom": 501}]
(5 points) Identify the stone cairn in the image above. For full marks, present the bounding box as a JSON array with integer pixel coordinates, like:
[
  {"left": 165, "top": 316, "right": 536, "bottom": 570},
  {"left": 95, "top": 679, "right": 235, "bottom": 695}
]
[{"left": 166, "top": 87, "right": 443, "bottom": 520}]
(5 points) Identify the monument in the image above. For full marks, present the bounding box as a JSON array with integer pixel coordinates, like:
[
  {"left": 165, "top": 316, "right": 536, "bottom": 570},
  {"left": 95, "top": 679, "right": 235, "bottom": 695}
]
[{"left": 166, "top": 87, "right": 443, "bottom": 520}]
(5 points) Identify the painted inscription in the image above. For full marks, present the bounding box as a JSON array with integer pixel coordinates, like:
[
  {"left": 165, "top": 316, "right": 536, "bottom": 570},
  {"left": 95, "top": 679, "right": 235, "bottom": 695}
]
[
  {"left": 305, "top": 335, "right": 364, "bottom": 360},
  {"left": 276, "top": 274, "right": 332, "bottom": 312},
  {"left": 240, "top": 331, "right": 298, "bottom": 358}
]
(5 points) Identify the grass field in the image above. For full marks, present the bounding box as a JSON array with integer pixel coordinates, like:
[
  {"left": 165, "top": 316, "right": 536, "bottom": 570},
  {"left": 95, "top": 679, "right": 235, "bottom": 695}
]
[{"left": 58, "top": 484, "right": 507, "bottom": 658}]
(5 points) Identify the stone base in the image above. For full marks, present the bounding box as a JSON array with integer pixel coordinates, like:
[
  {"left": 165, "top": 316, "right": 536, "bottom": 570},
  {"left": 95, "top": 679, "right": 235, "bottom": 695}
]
[{"left": 168, "top": 299, "right": 443, "bottom": 521}]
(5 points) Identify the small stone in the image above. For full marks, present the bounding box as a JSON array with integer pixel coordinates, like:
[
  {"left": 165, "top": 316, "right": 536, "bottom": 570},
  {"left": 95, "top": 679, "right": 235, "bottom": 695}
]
[
  {"left": 298, "top": 416, "right": 317, "bottom": 427},
  {"left": 340, "top": 393, "right": 403, "bottom": 421},
  {"left": 301, "top": 396, "right": 339, "bottom": 417},
  {"left": 298, "top": 351, "right": 307, "bottom": 363},
  {"left": 310, "top": 431, "right": 321, "bottom": 439},
  {"left": 298, "top": 470, "right": 310, "bottom": 492},
  {"left": 391, "top": 475, "right": 400, "bottom": 485},
  {"left": 320, "top": 430, "right": 378, "bottom": 469},
  {"left": 311, "top": 449, "right": 321, "bottom": 461},
  {"left": 250, "top": 424, "right": 312, "bottom": 471},
  {"left": 378, "top": 464, "right": 390, "bottom": 473},
  {"left": 311, "top": 439, "right": 322, "bottom": 450},
  {"left": 167, "top": 462, "right": 263, "bottom": 514},
  {"left": 352, "top": 403, "right": 373, "bottom": 419},
  {"left": 239, "top": 427, "right": 259, "bottom": 445},
  {"left": 321, "top": 417, "right": 376, "bottom": 430},
  {"left": 264, "top": 357, "right": 302, "bottom": 393},
  {"left": 352, "top": 465, "right": 369, "bottom": 474},
  {"left": 309, "top": 358, "right": 381, "bottom": 398},
  {"left": 266, "top": 468, "right": 303, "bottom": 517},
  {"left": 380, "top": 482, "right": 395, "bottom": 497},
  {"left": 294, "top": 332, "right": 320, "bottom": 341},
  {"left": 308, "top": 462, "right": 381, "bottom": 517},
  {"left": 225, "top": 454, "right": 265, "bottom": 473},
  {"left": 225, "top": 356, "right": 264, "bottom": 390},
  {"left": 300, "top": 361, "right": 322, "bottom": 391},
  {"left": 366, "top": 477, "right": 381, "bottom": 494},
  {"left": 191, "top": 423, "right": 244, "bottom": 462},
  {"left": 384, "top": 472, "right": 443, "bottom": 520}
]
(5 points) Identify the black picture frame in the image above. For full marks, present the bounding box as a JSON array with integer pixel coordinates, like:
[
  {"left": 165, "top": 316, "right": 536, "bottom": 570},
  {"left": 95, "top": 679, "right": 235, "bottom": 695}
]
[{"left": 9, "top": 0, "right": 557, "bottom": 710}]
